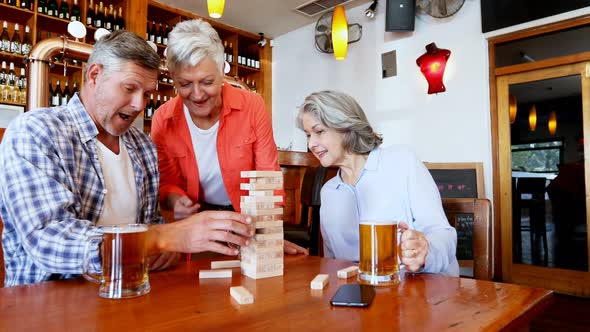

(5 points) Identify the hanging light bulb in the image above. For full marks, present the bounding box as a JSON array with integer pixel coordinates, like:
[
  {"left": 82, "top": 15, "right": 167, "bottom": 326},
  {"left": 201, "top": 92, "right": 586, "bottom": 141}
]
[
  {"left": 207, "top": 0, "right": 225, "bottom": 19},
  {"left": 509, "top": 95, "right": 517, "bottom": 124},
  {"left": 529, "top": 104, "right": 537, "bottom": 131},
  {"left": 548, "top": 111, "right": 557, "bottom": 136},
  {"left": 332, "top": 5, "right": 348, "bottom": 60}
]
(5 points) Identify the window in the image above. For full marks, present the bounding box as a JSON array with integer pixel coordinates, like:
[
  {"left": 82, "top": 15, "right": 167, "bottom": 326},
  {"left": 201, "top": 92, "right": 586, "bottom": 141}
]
[{"left": 511, "top": 140, "right": 563, "bottom": 173}]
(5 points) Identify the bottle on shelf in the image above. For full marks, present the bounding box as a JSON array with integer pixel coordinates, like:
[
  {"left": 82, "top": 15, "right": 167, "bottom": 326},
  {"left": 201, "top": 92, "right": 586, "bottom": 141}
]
[
  {"left": 61, "top": 80, "right": 70, "bottom": 105},
  {"left": 228, "top": 42, "right": 233, "bottom": 63},
  {"left": 155, "top": 94, "right": 161, "bottom": 109},
  {"left": 162, "top": 24, "right": 169, "bottom": 45},
  {"left": 251, "top": 80, "right": 257, "bottom": 92},
  {"left": 145, "top": 93, "right": 155, "bottom": 118},
  {"left": 0, "top": 61, "right": 7, "bottom": 102},
  {"left": 156, "top": 22, "right": 163, "bottom": 45},
  {"left": 10, "top": 23, "right": 21, "bottom": 55},
  {"left": 104, "top": 4, "right": 112, "bottom": 31},
  {"left": 37, "top": 0, "right": 46, "bottom": 14},
  {"left": 58, "top": 0, "right": 70, "bottom": 20},
  {"left": 6, "top": 0, "right": 16, "bottom": 6},
  {"left": 148, "top": 21, "right": 156, "bottom": 43},
  {"left": 86, "top": 0, "right": 94, "bottom": 27},
  {"left": 21, "top": 25, "right": 32, "bottom": 56},
  {"left": 7, "top": 62, "right": 17, "bottom": 103},
  {"left": 107, "top": 4, "right": 115, "bottom": 31},
  {"left": 51, "top": 79, "right": 62, "bottom": 106},
  {"left": 70, "top": 0, "right": 80, "bottom": 22},
  {"left": 254, "top": 52, "right": 260, "bottom": 69},
  {"left": 0, "top": 21, "right": 10, "bottom": 53},
  {"left": 47, "top": 0, "right": 58, "bottom": 17},
  {"left": 20, "top": 0, "right": 32, "bottom": 11},
  {"left": 72, "top": 81, "right": 78, "bottom": 96},
  {"left": 18, "top": 67, "right": 26, "bottom": 104},
  {"left": 223, "top": 40, "right": 228, "bottom": 61},
  {"left": 117, "top": 7, "right": 125, "bottom": 30},
  {"left": 94, "top": 2, "right": 103, "bottom": 29}
]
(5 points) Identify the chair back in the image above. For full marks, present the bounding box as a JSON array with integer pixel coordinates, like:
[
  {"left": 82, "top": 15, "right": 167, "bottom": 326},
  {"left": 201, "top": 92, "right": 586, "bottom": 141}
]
[
  {"left": 442, "top": 198, "right": 493, "bottom": 280},
  {"left": 302, "top": 166, "right": 327, "bottom": 256}
]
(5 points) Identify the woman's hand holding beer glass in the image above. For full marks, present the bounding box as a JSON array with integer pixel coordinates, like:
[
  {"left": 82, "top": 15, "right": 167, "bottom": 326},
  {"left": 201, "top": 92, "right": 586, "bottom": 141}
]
[{"left": 399, "top": 221, "right": 429, "bottom": 272}]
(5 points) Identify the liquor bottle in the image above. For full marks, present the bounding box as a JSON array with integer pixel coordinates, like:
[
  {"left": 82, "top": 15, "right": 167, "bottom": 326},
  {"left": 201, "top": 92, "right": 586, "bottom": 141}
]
[
  {"left": 94, "top": 3, "right": 103, "bottom": 29},
  {"left": 21, "top": 25, "right": 32, "bottom": 56},
  {"left": 70, "top": 0, "right": 80, "bottom": 22},
  {"left": 61, "top": 80, "right": 70, "bottom": 105},
  {"left": 52, "top": 79, "right": 62, "bottom": 106},
  {"left": 10, "top": 24, "right": 21, "bottom": 55},
  {"left": 21, "top": 0, "right": 31, "bottom": 10},
  {"left": 7, "top": 62, "right": 16, "bottom": 102},
  {"left": 255, "top": 51, "right": 260, "bottom": 69},
  {"left": 149, "top": 21, "right": 156, "bottom": 43},
  {"left": 156, "top": 22, "right": 163, "bottom": 44},
  {"left": 251, "top": 80, "right": 257, "bottom": 92},
  {"left": 155, "top": 94, "right": 161, "bottom": 110},
  {"left": 86, "top": 0, "right": 94, "bottom": 26},
  {"left": 145, "top": 93, "right": 155, "bottom": 118},
  {"left": 38, "top": 0, "right": 46, "bottom": 13},
  {"left": 223, "top": 40, "right": 228, "bottom": 61},
  {"left": 47, "top": 0, "right": 58, "bottom": 17},
  {"left": 18, "top": 67, "right": 26, "bottom": 104},
  {"left": 58, "top": 0, "right": 70, "bottom": 20},
  {"left": 0, "top": 61, "right": 7, "bottom": 102},
  {"left": 0, "top": 21, "right": 10, "bottom": 53},
  {"left": 0, "top": 61, "right": 6, "bottom": 85},
  {"left": 163, "top": 95, "right": 168, "bottom": 104},
  {"left": 228, "top": 42, "right": 233, "bottom": 63},
  {"left": 163, "top": 24, "right": 169, "bottom": 45},
  {"left": 117, "top": 7, "right": 125, "bottom": 30},
  {"left": 72, "top": 81, "right": 78, "bottom": 96},
  {"left": 106, "top": 4, "right": 114, "bottom": 31},
  {"left": 6, "top": 0, "right": 15, "bottom": 6}
]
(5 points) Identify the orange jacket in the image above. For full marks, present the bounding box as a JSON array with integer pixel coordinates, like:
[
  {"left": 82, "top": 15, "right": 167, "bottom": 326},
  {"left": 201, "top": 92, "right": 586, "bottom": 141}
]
[{"left": 151, "top": 84, "right": 281, "bottom": 211}]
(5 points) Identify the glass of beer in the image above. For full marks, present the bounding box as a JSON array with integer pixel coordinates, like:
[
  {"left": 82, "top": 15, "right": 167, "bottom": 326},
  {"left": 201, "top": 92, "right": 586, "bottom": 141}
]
[
  {"left": 83, "top": 224, "right": 150, "bottom": 299},
  {"left": 358, "top": 220, "right": 400, "bottom": 286}
]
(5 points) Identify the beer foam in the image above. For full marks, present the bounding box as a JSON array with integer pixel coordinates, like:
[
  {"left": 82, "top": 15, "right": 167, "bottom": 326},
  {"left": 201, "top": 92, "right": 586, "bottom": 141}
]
[
  {"left": 359, "top": 220, "right": 400, "bottom": 225},
  {"left": 101, "top": 224, "right": 148, "bottom": 233}
]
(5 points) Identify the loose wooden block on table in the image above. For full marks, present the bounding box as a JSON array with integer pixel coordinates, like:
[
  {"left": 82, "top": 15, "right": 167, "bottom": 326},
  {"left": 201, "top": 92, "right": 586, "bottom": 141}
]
[
  {"left": 199, "top": 269, "right": 232, "bottom": 279},
  {"left": 337, "top": 266, "right": 359, "bottom": 279},
  {"left": 211, "top": 260, "right": 241, "bottom": 269},
  {"left": 310, "top": 274, "right": 329, "bottom": 290},
  {"left": 230, "top": 286, "right": 254, "bottom": 304}
]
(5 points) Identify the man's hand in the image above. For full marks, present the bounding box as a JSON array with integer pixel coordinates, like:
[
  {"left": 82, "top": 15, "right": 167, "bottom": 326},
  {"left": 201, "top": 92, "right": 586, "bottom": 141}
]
[
  {"left": 148, "top": 252, "right": 181, "bottom": 271},
  {"left": 171, "top": 195, "right": 200, "bottom": 220},
  {"left": 284, "top": 240, "right": 309, "bottom": 255},
  {"left": 153, "top": 210, "right": 254, "bottom": 256},
  {"left": 399, "top": 221, "right": 429, "bottom": 273}
]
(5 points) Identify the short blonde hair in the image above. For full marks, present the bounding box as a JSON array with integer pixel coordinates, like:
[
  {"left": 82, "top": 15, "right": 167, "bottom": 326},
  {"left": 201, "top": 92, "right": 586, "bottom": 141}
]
[
  {"left": 166, "top": 19, "right": 224, "bottom": 74},
  {"left": 297, "top": 90, "right": 383, "bottom": 154}
]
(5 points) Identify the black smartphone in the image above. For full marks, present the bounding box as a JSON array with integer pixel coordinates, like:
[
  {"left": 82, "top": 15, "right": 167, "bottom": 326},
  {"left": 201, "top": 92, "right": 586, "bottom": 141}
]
[{"left": 330, "top": 284, "right": 375, "bottom": 307}]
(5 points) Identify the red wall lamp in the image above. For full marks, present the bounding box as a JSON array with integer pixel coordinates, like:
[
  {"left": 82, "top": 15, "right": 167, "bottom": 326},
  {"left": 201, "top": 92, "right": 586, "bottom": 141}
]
[{"left": 416, "top": 42, "right": 451, "bottom": 94}]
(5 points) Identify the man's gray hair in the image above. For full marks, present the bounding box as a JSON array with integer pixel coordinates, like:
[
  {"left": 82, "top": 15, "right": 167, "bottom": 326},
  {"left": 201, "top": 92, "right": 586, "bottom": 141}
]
[
  {"left": 297, "top": 90, "right": 383, "bottom": 154},
  {"left": 166, "top": 19, "right": 224, "bottom": 74},
  {"left": 84, "top": 30, "right": 161, "bottom": 78}
]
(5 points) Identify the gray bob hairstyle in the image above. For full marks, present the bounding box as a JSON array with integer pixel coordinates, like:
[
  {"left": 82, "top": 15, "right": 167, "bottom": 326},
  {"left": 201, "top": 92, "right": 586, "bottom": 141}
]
[
  {"left": 166, "top": 19, "right": 225, "bottom": 74},
  {"left": 297, "top": 90, "right": 383, "bottom": 154}
]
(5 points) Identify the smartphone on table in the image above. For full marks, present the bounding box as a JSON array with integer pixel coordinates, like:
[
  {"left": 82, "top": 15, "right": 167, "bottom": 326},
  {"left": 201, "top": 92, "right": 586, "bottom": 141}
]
[{"left": 330, "top": 284, "right": 375, "bottom": 307}]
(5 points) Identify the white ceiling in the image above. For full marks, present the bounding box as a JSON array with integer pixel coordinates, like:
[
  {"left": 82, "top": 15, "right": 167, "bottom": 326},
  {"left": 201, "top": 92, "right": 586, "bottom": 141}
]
[{"left": 162, "top": 0, "right": 372, "bottom": 38}]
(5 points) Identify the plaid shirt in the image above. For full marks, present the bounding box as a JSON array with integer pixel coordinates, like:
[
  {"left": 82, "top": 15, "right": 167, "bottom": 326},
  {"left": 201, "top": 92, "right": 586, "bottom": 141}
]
[{"left": 0, "top": 95, "right": 164, "bottom": 287}]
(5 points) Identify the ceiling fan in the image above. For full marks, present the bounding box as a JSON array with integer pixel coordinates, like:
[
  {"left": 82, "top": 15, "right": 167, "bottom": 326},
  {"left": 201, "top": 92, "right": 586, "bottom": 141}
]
[{"left": 417, "top": 0, "right": 465, "bottom": 18}]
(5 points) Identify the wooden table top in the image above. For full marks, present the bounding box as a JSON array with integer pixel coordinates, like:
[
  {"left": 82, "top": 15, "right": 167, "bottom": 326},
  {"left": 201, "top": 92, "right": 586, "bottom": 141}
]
[{"left": 0, "top": 256, "right": 552, "bottom": 331}]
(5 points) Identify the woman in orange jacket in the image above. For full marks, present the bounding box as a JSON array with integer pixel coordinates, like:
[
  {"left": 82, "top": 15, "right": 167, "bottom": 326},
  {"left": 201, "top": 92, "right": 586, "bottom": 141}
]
[{"left": 151, "top": 19, "right": 305, "bottom": 255}]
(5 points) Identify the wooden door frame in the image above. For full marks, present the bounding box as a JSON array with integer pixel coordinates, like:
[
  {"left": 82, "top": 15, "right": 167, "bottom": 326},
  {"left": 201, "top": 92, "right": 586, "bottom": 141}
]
[{"left": 488, "top": 14, "right": 590, "bottom": 282}]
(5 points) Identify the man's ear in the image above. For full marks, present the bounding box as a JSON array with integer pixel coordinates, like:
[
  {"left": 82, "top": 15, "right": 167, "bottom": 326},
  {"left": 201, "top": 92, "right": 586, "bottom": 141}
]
[{"left": 85, "top": 63, "right": 102, "bottom": 87}]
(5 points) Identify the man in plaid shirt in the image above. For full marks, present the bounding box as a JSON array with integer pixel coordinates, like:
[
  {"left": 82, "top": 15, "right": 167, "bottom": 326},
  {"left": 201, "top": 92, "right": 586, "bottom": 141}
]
[{"left": 0, "top": 30, "right": 253, "bottom": 287}]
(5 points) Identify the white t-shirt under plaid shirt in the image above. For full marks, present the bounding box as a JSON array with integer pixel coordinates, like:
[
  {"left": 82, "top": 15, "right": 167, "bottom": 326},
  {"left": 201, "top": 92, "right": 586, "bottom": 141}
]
[{"left": 0, "top": 94, "right": 164, "bottom": 287}]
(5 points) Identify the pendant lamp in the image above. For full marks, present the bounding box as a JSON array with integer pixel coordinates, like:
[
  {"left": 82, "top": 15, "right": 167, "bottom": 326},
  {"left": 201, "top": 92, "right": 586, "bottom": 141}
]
[
  {"left": 529, "top": 105, "right": 537, "bottom": 131},
  {"left": 332, "top": 6, "right": 348, "bottom": 60},
  {"left": 548, "top": 111, "right": 557, "bottom": 136},
  {"left": 207, "top": 0, "right": 225, "bottom": 18},
  {"left": 509, "top": 95, "right": 517, "bottom": 124}
]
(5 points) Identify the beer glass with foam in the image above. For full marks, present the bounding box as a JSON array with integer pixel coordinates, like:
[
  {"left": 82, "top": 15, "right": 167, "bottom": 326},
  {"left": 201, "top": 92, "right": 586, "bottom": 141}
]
[
  {"left": 83, "top": 224, "right": 150, "bottom": 299},
  {"left": 358, "top": 220, "right": 400, "bottom": 286}
]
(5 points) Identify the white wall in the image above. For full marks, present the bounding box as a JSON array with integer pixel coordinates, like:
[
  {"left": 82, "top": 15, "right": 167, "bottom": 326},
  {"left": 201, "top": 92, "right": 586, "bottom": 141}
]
[{"left": 272, "top": 0, "right": 493, "bottom": 198}]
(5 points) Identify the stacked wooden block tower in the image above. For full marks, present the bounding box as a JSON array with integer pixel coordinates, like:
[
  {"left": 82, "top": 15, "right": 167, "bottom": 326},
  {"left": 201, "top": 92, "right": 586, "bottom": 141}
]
[{"left": 239, "top": 171, "right": 284, "bottom": 279}]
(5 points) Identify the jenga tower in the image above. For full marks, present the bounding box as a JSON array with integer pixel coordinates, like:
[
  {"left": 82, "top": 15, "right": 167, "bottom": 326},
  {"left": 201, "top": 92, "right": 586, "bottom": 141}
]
[{"left": 239, "top": 171, "right": 284, "bottom": 279}]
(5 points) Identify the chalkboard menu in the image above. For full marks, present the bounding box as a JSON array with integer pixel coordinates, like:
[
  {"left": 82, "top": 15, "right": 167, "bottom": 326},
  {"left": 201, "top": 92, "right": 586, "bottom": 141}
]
[
  {"left": 424, "top": 162, "right": 484, "bottom": 199},
  {"left": 455, "top": 213, "right": 474, "bottom": 260}
]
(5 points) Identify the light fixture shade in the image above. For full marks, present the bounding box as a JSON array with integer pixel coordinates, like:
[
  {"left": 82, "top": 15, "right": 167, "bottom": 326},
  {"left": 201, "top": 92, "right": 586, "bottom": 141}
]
[
  {"left": 509, "top": 95, "right": 517, "bottom": 124},
  {"left": 529, "top": 104, "right": 537, "bottom": 131},
  {"left": 416, "top": 42, "right": 451, "bottom": 94},
  {"left": 548, "top": 111, "right": 557, "bottom": 136},
  {"left": 332, "top": 5, "right": 348, "bottom": 60},
  {"left": 207, "top": 0, "right": 225, "bottom": 18}
]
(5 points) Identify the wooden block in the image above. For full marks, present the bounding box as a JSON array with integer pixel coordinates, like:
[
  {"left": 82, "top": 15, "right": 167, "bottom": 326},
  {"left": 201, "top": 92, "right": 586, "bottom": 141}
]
[
  {"left": 241, "top": 182, "right": 283, "bottom": 191},
  {"left": 250, "top": 214, "right": 282, "bottom": 223},
  {"left": 199, "top": 269, "right": 232, "bottom": 279},
  {"left": 240, "top": 245, "right": 283, "bottom": 257},
  {"left": 249, "top": 177, "right": 283, "bottom": 185},
  {"left": 241, "top": 256, "right": 283, "bottom": 265},
  {"left": 337, "top": 266, "right": 359, "bottom": 279},
  {"left": 253, "top": 232, "right": 283, "bottom": 241},
  {"left": 242, "top": 268, "right": 283, "bottom": 279},
  {"left": 241, "top": 207, "right": 283, "bottom": 217},
  {"left": 256, "top": 226, "right": 283, "bottom": 234},
  {"left": 240, "top": 201, "right": 276, "bottom": 210},
  {"left": 248, "top": 190, "right": 274, "bottom": 197},
  {"left": 211, "top": 260, "right": 241, "bottom": 269},
  {"left": 241, "top": 261, "right": 284, "bottom": 273},
  {"left": 310, "top": 274, "right": 329, "bottom": 290},
  {"left": 230, "top": 286, "right": 254, "bottom": 304},
  {"left": 241, "top": 195, "right": 283, "bottom": 203},
  {"left": 254, "top": 220, "right": 283, "bottom": 229},
  {"left": 245, "top": 238, "right": 283, "bottom": 249},
  {"left": 241, "top": 171, "right": 283, "bottom": 178},
  {"left": 241, "top": 261, "right": 284, "bottom": 279}
]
